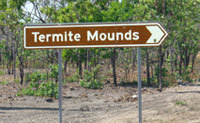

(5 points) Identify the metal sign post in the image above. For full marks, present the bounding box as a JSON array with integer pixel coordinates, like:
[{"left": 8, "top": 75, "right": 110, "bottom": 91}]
[
  {"left": 58, "top": 49, "right": 63, "bottom": 123},
  {"left": 137, "top": 47, "right": 142, "bottom": 123}
]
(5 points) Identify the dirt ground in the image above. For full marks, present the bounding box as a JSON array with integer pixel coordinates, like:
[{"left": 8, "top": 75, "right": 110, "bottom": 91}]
[{"left": 0, "top": 73, "right": 200, "bottom": 123}]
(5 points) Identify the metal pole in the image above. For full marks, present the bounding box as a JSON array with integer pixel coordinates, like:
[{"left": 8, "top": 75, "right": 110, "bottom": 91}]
[
  {"left": 58, "top": 49, "right": 63, "bottom": 123},
  {"left": 137, "top": 47, "right": 142, "bottom": 123}
]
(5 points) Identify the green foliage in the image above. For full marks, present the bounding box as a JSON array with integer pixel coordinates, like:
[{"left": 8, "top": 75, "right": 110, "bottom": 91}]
[
  {"left": 102, "top": 0, "right": 134, "bottom": 22},
  {"left": 18, "top": 86, "right": 34, "bottom": 96},
  {"left": 19, "top": 71, "right": 58, "bottom": 98},
  {"left": 181, "top": 73, "right": 193, "bottom": 83},
  {"left": 36, "top": 81, "right": 58, "bottom": 98},
  {"left": 25, "top": 64, "right": 59, "bottom": 84},
  {"left": 80, "top": 65, "right": 104, "bottom": 89},
  {"left": 80, "top": 78, "right": 103, "bottom": 89},
  {"left": 25, "top": 71, "right": 46, "bottom": 83},
  {"left": 175, "top": 100, "right": 188, "bottom": 106},
  {"left": 66, "top": 72, "right": 80, "bottom": 83},
  {"left": 0, "top": 0, "right": 200, "bottom": 90},
  {"left": 25, "top": 72, "right": 32, "bottom": 82},
  {"left": 175, "top": 68, "right": 194, "bottom": 83},
  {"left": 17, "top": 81, "right": 58, "bottom": 98},
  {"left": 0, "top": 70, "right": 5, "bottom": 76},
  {"left": 154, "top": 67, "right": 171, "bottom": 87},
  {"left": 155, "top": 67, "right": 168, "bottom": 77},
  {"left": 32, "top": 71, "right": 46, "bottom": 82},
  {"left": 49, "top": 64, "right": 59, "bottom": 81},
  {"left": 14, "top": 79, "right": 20, "bottom": 84},
  {"left": 0, "top": 80, "right": 8, "bottom": 85},
  {"left": 62, "top": 49, "right": 76, "bottom": 62},
  {"left": 144, "top": 67, "right": 175, "bottom": 87}
]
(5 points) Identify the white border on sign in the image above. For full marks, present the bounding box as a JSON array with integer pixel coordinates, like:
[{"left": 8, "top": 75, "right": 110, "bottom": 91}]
[{"left": 24, "top": 23, "right": 168, "bottom": 49}]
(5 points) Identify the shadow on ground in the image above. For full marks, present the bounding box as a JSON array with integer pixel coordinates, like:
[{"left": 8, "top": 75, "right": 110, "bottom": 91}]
[
  {"left": 0, "top": 107, "right": 59, "bottom": 111},
  {"left": 175, "top": 91, "right": 200, "bottom": 94}
]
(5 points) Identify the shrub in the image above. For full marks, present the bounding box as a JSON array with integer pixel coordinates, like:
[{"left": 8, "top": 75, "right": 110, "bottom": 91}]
[
  {"left": 26, "top": 71, "right": 46, "bottom": 83},
  {"left": 80, "top": 79, "right": 103, "bottom": 89},
  {"left": 36, "top": 81, "right": 58, "bottom": 98},
  {"left": 79, "top": 65, "right": 104, "bottom": 89},
  {"left": 25, "top": 72, "right": 32, "bottom": 82},
  {"left": 175, "top": 100, "right": 188, "bottom": 106},
  {"left": 49, "top": 64, "right": 59, "bottom": 82},
  {"left": 0, "top": 70, "right": 5, "bottom": 76},
  {"left": 182, "top": 74, "right": 193, "bottom": 83},
  {"left": 17, "top": 81, "right": 58, "bottom": 98},
  {"left": 19, "top": 71, "right": 58, "bottom": 98},
  {"left": 0, "top": 81, "right": 8, "bottom": 85},
  {"left": 14, "top": 79, "right": 20, "bottom": 84},
  {"left": 66, "top": 72, "right": 80, "bottom": 83},
  {"left": 153, "top": 67, "right": 172, "bottom": 87}
]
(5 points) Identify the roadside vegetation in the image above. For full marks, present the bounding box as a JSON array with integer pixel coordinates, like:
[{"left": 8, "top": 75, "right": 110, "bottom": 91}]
[{"left": 0, "top": 0, "right": 199, "bottom": 98}]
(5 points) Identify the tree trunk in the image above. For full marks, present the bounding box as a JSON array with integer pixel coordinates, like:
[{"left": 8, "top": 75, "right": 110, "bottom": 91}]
[
  {"left": 132, "top": 48, "right": 136, "bottom": 71},
  {"left": 84, "top": 49, "right": 88, "bottom": 70},
  {"left": 87, "top": 49, "right": 91, "bottom": 71},
  {"left": 151, "top": 65, "right": 154, "bottom": 79},
  {"left": 16, "top": 45, "right": 24, "bottom": 85},
  {"left": 158, "top": 46, "right": 162, "bottom": 92},
  {"left": 18, "top": 55, "right": 24, "bottom": 85},
  {"left": 191, "top": 54, "right": 196, "bottom": 72},
  {"left": 19, "top": 62, "right": 24, "bottom": 85},
  {"left": 145, "top": 49, "right": 151, "bottom": 86},
  {"left": 13, "top": 39, "right": 16, "bottom": 80},
  {"left": 78, "top": 50, "right": 82, "bottom": 78},
  {"left": 111, "top": 48, "right": 117, "bottom": 86},
  {"left": 184, "top": 49, "right": 190, "bottom": 69},
  {"left": 0, "top": 50, "right": 1, "bottom": 65},
  {"left": 5, "top": 31, "right": 11, "bottom": 75},
  {"left": 3, "top": 55, "right": 5, "bottom": 69},
  {"left": 174, "top": 53, "right": 178, "bottom": 70},
  {"left": 64, "top": 60, "right": 68, "bottom": 73},
  {"left": 7, "top": 62, "right": 11, "bottom": 75},
  {"left": 185, "top": 53, "right": 190, "bottom": 69},
  {"left": 170, "top": 47, "right": 174, "bottom": 74},
  {"left": 179, "top": 56, "right": 183, "bottom": 76}
]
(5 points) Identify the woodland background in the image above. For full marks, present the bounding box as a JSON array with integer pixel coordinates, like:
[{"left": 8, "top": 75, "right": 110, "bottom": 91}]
[{"left": 0, "top": 0, "right": 200, "bottom": 97}]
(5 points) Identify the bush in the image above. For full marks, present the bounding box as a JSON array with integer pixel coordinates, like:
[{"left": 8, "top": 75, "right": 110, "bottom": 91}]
[
  {"left": 14, "top": 79, "right": 20, "bottom": 84},
  {"left": 17, "top": 81, "right": 58, "bottom": 98},
  {"left": 182, "top": 74, "right": 193, "bottom": 83},
  {"left": 25, "top": 73, "right": 32, "bottom": 82},
  {"left": 36, "top": 81, "right": 58, "bottom": 98},
  {"left": 79, "top": 65, "right": 104, "bottom": 89},
  {"left": 0, "top": 81, "right": 8, "bottom": 85},
  {"left": 25, "top": 71, "right": 46, "bottom": 83},
  {"left": 66, "top": 72, "right": 80, "bottom": 83},
  {"left": 49, "top": 64, "right": 59, "bottom": 82},
  {"left": 0, "top": 70, "right": 5, "bottom": 76},
  {"left": 80, "top": 79, "right": 103, "bottom": 89},
  {"left": 18, "top": 71, "right": 58, "bottom": 98},
  {"left": 175, "top": 100, "right": 188, "bottom": 106},
  {"left": 153, "top": 67, "right": 172, "bottom": 87}
]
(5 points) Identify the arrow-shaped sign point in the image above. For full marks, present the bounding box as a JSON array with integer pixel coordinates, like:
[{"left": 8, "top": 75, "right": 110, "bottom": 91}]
[{"left": 146, "top": 26, "right": 165, "bottom": 44}]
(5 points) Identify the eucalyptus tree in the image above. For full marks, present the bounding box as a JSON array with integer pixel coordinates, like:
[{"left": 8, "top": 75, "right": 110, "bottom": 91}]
[
  {"left": 0, "top": 0, "right": 27, "bottom": 83},
  {"left": 101, "top": 0, "right": 134, "bottom": 86}
]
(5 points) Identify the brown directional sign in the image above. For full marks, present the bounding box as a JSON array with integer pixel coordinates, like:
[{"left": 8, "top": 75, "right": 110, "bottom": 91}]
[{"left": 24, "top": 22, "right": 168, "bottom": 49}]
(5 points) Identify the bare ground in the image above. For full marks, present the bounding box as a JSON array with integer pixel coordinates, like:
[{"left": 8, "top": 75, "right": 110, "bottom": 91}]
[{"left": 0, "top": 74, "right": 200, "bottom": 123}]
